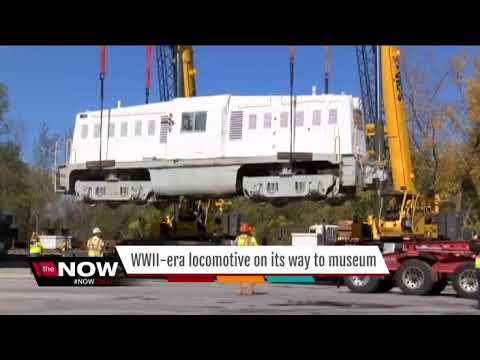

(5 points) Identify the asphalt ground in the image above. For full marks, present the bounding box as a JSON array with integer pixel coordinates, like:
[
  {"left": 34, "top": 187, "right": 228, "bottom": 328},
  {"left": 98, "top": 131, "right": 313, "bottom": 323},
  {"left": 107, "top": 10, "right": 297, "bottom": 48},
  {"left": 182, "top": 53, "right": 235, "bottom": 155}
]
[{"left": 1, "top": 267, "right": 479, "bottom": 315}]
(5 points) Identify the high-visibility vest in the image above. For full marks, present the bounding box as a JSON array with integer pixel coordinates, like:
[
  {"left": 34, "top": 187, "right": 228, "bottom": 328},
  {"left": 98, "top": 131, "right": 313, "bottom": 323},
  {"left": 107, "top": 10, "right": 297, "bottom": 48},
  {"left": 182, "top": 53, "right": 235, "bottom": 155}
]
[
  {"left": 29, "top": 241, "right": 43, "bottom": 255},
  {"left": 87, "top": 236, "right": 104, "bottom": 257},
  {"left": 236, "top": 234, "right": 258, "bottom": 246},
  {"left": 475, "top": 255, "right": 480, "bottom": 270}
]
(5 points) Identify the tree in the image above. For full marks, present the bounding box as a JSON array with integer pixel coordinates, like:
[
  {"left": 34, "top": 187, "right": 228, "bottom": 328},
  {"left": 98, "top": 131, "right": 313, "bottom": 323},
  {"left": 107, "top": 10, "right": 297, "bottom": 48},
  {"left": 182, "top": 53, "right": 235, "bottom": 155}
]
[
  {"left": 0, "top": 141, "right": 31, "bottom": 244},
  {"left": 402, "top": 49, "right": 462, "bottom": 197},
  {"left": 402, "top": 48, "right": 480, "bottom": 234},
  {"left": 33, "top": 122, "right": 59, "bottom": 171},
  {"left": 459, "top": 54, "right": 480, "bottom": 233},
  {"left": 0, "top": 83, "right": 9, "bottom": 136},
  {"left": 0, "top": 84, "right": 32, "bottom": 244},
  {"left": 27, "top": 122, "right": 61, "bottom": 235}
]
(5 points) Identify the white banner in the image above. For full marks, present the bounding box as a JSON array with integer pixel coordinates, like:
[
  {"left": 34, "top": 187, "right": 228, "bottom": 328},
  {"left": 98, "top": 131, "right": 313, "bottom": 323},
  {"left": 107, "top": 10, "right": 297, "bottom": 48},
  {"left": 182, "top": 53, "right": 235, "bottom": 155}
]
[{"left": 116, "top": 246, "right": 389, "bottom": 276}]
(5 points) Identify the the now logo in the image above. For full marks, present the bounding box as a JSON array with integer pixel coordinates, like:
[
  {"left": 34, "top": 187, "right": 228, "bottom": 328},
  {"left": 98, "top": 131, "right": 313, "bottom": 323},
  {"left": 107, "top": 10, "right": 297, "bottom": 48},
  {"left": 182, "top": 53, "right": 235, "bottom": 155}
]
[
  {"left": 58, "top": 261, "right": 119, "bottom": 277},
  {"left": 30, "top": 258, "right": 122, "bottom": 286}
]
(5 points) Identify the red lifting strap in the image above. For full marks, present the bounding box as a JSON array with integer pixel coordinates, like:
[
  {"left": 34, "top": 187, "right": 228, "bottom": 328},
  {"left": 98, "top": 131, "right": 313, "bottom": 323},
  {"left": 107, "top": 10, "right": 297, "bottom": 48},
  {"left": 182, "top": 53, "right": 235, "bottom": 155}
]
[
  {"left": 289, "top": 46, "right": 296, "bottom": 62},
  {"left": 100, "top": 45, "right": 108, "bottom": 78},
  {"left": 145, "top": 45, "right": 154, "bottom": 89}
]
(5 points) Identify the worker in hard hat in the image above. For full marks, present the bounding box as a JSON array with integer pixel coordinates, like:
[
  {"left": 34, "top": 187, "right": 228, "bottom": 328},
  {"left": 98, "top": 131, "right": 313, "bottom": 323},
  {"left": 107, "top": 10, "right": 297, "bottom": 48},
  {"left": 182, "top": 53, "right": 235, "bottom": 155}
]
[
  {"left": 235, "top": 223, "right": 259, "bottom": 295},
  {"left": 160, "top": 214, "right": 174, "bottom": 235},
  {"left": 473, "top": 233, "right": 480, "bottom": 309},
  {"left": 59, "top": 228, "right": 69, "bottom": 256},
  {"left": 59, "top": 239, "right": 67, "bottom": 256},
  {"left": 236, "top": 223, "right": 258, "bottom": 246},
  {"left": 86, "top": 227, "right": 105, "bottom": 257},
  {"left": 470, "top": 232, "right": 480, "bottom": 307},
  {"left": 212, "top": 200, "right": 224, "bottom": 239},
  {"left": 29, "top": 232, "right": 43, "bottom": 257}
]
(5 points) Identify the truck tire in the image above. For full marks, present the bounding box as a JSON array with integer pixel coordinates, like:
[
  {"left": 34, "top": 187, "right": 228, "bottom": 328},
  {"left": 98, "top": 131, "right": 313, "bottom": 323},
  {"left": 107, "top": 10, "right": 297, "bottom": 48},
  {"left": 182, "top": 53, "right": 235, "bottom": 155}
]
[
  {"left": 344, "top": 276, "right": 382, "bottom": 293},
  {"left": 452, "top": 263, "right": 478, "bottom": 299},
  {"left": 395, "top": 259, "right": 435, "bottom": 296}
]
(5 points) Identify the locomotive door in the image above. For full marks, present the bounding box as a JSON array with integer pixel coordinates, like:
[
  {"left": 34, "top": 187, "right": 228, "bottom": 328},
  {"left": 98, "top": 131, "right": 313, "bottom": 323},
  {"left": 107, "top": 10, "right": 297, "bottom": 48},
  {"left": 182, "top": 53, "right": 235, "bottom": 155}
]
[
  {"left": 274, "top": 110, "right": 290, "bottom": 154},
  {"left": 97, "top": 108, "right": 111, "bottom": 162},
  {"left": 292, "top": 104, "right": 309, "bottom": 153}
]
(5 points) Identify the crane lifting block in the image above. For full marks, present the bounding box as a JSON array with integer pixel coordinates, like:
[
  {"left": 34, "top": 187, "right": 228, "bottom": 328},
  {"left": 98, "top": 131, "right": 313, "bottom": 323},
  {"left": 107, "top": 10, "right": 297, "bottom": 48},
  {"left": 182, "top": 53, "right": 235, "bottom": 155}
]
[{"left": 366, "top": 123, "right": 376, "bottom": 137}]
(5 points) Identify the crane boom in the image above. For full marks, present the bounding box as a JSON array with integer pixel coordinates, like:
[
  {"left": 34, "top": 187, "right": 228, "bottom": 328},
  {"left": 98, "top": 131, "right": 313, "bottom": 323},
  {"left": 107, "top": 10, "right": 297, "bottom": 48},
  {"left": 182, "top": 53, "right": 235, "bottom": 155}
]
[
  {"left": 355, "top": 46, "right": 386, "bottom": 162},
  {"left": 381, "top": 45, "right": 416, "bottom": 194},
  {"left": 178, "top": 46, "right": 197, "bottom": 98},
  {"left": 156, "top": 46, "right": 178, "bottom": 101},
  {"left": 155, "top": 45, "right": 197, "bottom": 101},
  {"left": 356, "top": 46, "right": 378, "bottom": 125},
  {"left": 359, "top": 45, "right": 439, "bottom": 241}
]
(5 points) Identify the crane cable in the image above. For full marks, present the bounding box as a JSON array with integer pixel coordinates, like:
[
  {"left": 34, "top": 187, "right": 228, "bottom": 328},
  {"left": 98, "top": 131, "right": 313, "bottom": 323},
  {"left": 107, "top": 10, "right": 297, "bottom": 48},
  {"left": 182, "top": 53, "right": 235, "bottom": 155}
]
[
  {"left": 324, "top": 46, "right": 331, "bottom": 94},
  {"left": 289, "top": 46, "right": 296, "bottom": 168},
  {"left": 145, "top": 46, "right": 154, "bottom": 104},
  {"left": 99, "top": 45, "right": 108, "bottom": 167}
]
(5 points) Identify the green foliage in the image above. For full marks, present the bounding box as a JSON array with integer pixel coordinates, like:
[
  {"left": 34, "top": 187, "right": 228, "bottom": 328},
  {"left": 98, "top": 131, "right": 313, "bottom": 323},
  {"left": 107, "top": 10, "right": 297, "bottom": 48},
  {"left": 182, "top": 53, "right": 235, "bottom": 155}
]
[
  {"left": 0, "top": 141, "right": 31, "bottom": 243},
  {"left": 229, "top": 192, "right": 375, "bottom": 245}
]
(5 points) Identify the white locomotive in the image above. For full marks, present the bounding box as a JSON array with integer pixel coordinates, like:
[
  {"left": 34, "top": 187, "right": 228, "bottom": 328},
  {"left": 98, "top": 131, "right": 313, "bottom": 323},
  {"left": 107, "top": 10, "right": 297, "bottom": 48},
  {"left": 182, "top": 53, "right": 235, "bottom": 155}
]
[{"left": 55, "top": 93, "right": 373, "bottom": 207}]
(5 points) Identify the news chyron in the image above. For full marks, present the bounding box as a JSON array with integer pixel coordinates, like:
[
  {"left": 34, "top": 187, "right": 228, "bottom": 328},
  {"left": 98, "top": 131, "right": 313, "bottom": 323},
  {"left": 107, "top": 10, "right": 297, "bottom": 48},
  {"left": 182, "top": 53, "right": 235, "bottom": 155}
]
[{"left": 29, "top": 257, "right": 124, "bottom": 286}]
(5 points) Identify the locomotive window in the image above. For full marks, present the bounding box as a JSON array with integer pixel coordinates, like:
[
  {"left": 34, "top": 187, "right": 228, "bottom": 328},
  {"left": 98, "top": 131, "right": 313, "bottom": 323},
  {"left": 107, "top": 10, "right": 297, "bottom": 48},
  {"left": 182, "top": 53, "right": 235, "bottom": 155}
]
[
  {"left": 121, "top": 122, "right": 128, "bottom": 137},
  {"left": 195, "top": 111, "right": 207, "bottom": 131},
  {"left": 329, "top": 108, "right": 338, "bottom": 125},
  {"left": 108, "top": 123, "right": 115, "bottom": 138},
  {"left": 148, "top": 120, "right": 155, "bottom": 135},
  {"left": 280, "top": 112, "right": 288, "bottom": 128},
  {"left": 81, "top": 125, "right": 88, "bottom": 139},
  {"left": 313, "top": 110, "right": 321, "bottom": 126},
  {"left": 264, "top": 112, "right": 272, "bottom": 129},
  {"left": 95, "top": 186, "right": 106, "bottom": 197},
  {"left": 249, "top": 114, "right": 257, "bottom": 129},
  {"left": 295, "top": 111, "right": 304, "bottom": 127},
  {"left": 120, "top": 186, "right": 128, "bottom": 197},
  {"left": 94, "top": 124, "right": 100, "bottom": 138},
  {"left": 182, "top": 111, "right": 207, "bottom": 132},
  {"left": 182, "top": 112, "right": 194, "bottom": 131},
  {"left": 135, "top": 120, "right": 142, "bottom": 136}
]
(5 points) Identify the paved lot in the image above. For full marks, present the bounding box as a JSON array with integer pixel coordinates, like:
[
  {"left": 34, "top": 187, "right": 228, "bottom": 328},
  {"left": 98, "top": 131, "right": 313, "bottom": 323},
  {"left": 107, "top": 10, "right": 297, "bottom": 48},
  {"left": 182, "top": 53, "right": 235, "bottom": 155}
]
[{"left": 1, "top": 268, "right": 479, "bottom": 314}]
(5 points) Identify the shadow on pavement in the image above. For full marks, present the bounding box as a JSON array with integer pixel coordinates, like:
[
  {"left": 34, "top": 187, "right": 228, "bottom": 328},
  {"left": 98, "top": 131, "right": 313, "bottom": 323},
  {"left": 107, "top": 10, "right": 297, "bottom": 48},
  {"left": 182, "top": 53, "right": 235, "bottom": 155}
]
[{"left": 270, "top": 300, "right": 405, "bottom": 309}]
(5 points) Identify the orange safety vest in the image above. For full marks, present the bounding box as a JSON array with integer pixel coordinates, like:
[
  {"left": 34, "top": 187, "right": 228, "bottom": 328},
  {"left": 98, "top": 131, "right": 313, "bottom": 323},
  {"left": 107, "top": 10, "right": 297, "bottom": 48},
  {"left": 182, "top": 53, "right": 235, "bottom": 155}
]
[
  {"left": 475, "top": 255, "right": 480, "bottom": 270},
  {"left": 29, "top": 241, "right": 43, "bottom": 255},
  {"left": 87, "top": 236, "right": 105, "bottom": 257}
]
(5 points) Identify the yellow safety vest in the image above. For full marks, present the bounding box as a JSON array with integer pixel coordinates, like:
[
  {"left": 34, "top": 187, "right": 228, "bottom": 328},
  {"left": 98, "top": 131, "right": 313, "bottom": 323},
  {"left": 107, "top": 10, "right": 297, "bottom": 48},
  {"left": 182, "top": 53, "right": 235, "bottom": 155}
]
[
  {"left": 87, "top": 236, "right": 104, "bottom": 257},
  {"left": 29, "top": 241, "right": 43, "bottom": 255},
  {"left": 475, "top": 255, "right": 480, "bottom": 270},
  {"left": 237, "top": 234, "right": 258, "bottom": 246}
]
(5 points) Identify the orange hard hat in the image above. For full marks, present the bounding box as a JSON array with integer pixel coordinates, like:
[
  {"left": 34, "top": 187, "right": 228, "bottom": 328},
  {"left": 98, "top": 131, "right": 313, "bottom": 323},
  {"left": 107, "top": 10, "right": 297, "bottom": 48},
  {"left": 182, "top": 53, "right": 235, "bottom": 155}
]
[{"left": 240, "top": 223, "right": 252, "bottom": 234}]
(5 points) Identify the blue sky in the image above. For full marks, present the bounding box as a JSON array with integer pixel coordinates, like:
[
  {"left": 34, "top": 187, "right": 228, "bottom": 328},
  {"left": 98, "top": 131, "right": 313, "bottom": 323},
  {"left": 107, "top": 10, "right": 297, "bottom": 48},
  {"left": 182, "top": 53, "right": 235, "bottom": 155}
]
[{"left": 0, "top": 45, "right": 477, "bottom": 163}]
